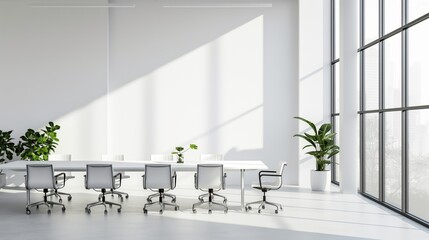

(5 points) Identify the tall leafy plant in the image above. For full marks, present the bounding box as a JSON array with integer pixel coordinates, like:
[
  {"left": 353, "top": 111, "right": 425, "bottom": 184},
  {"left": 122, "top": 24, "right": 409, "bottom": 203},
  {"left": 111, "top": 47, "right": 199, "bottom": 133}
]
[
  {"left": 0, "top": 130, "right": 15, "bottom": 163},
  {"left": 16, "top": 122, "right": 60, "bottom": 161},
  {"left": 293, "top": 117, "right": 339, "bottom": 171}
]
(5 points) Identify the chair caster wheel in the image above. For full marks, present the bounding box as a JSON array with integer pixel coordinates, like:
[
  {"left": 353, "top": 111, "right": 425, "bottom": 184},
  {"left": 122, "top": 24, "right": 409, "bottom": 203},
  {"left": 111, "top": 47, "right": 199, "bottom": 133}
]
[
  {"left": 159, "top": 210, "right": 163, "bottom": 215},
  {"left": 26, "top": 209, "right": 31, "bottom": 215},
  {"left": 147, "top": 199, "right": 152, "bottom": 203},
  {"left": 68, "top": 196, "right": 72, "bottom": 201},
  {"left": 47, "top": 209, "right": 51, "bottom": 215},
  {"left": 192, "top": 209, "right": 196, "bottom": 213},
  {"left": 59, "top": 199, "right": 63, "bottom": 203},
  {"left": 208, "top": 210, "right": 212, "bottom": 214},
  {"left": 143, "top": 209, "right": 148, "bottom": 214},
  {"left": 125, "top": 195, "right": 129, "bottom": 199},
  {"left": 223, "top": 200, "right": 227, "bottom": 204},
  {"left": 258, "top": 210, "right": 261, "bottom": 214},
  {"left": 275, "top": 210, "right": 278, "bottom": 214},
  {"left": 174, "top": 206, "right": 179, "bottom": 211},
  {"left": 104, "top": 210, "right": 108, "bottom": 214},
  {"left": 262, "top": 205, "right": 265, "bottom": 209},
  {"left": 245, "top": 207, "right": 250, "bottom": 212},
  {"left": 62, "top": 207, "right": 66, "bottom": 212},
  {"left": 109, "top": 204, "right": 112, "bottom": 208},
  {"left": 87, "top": 208, "right": 91, "bottom": 214},
  {"left": 199, "top": 199, "right": 204, "bottom": 203},
  {"left": 36, "top": 205, "right": 39, "bottom": 209},
  {"left": 171, "top": 199, "right": 176, "bottom": 203},
  {"left": 117, "top": 208, "right": 121, "bottom": 213}
]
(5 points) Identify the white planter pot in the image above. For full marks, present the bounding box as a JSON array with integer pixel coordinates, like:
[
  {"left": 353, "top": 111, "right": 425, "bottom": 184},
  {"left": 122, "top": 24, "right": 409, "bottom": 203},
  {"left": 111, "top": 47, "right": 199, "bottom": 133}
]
[
  {"left": 0, "top": 173, "right": 6, "bottom": 188},
  {"left": 310, "top": 170, "right": 331, "bottom": 191}
]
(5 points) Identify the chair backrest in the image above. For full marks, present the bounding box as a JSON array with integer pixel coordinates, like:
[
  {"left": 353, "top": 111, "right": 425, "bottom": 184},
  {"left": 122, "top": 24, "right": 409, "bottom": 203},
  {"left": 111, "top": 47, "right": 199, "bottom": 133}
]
[
  {"left": 144, "top": 164, "right": 172, "bottom": 189},
  {"left": 196, "top": 164, "right": 224, "bottom": 190},
  {"left": 85, "top": 164, "right": 114, "bottom": 189},
  {"left": 102, "top": 154, "right": 124, "bottom": 161},
  {"left": 26, "top": 164, "right": 55, "bottom": 189},
  {"left": 200, "top": 154, "right": 223, "bottom": 161},
  {"left": 48, "top": 154, "right": 72, "bottom": 176},
  {"left": 150, "top": 154, "right": 173, "bottom": 162},
  {"left": 272, "top": 162, "right": 288, "bottom": 188}
]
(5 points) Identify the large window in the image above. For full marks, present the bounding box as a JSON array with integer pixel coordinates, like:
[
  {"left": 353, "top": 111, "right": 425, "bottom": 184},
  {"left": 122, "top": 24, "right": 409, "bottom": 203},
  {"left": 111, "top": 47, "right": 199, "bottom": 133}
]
[
  {"left": 331, "top": 0, "right": 340, "bottom": 184},
  {"left": 359, "top": 0, "right": 429, "bottom": 226}
]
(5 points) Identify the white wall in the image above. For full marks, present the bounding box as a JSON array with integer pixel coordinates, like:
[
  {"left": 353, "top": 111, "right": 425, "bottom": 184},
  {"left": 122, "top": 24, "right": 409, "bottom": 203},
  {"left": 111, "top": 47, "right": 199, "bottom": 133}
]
[
  {"left": 0, "top": 0, "right": 299, "bottom": 186},
  {"left": 298, "top": 0, "right": 332, "bottom": 187}
]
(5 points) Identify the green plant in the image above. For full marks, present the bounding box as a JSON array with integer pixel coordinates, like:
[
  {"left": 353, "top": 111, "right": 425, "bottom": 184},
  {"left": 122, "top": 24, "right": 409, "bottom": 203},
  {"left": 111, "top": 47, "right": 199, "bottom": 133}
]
[
  {"left": 0, "top": 130, "right": 15, "bottom": 163},
  {"left": 293, "top": 116, "right": 339, "bottom": 171},
  {"left": 15, "top": 122, "right": 61, "bottom": 161},
  {"left": 171, "top": 144, "right": 198, "bottom": 163}
]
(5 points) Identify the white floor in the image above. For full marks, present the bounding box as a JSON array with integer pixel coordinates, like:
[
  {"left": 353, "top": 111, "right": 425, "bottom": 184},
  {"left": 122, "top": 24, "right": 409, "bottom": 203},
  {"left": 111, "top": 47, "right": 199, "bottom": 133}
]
[{"left": 0, "top": 184, "right": 428, "bottom": 240}]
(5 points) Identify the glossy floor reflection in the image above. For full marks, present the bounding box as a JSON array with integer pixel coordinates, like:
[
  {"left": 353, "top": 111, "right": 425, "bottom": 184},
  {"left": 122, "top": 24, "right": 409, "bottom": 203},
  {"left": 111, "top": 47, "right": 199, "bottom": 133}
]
[{"left": 0, "top": 185, "right": 428, "bottom": 240}]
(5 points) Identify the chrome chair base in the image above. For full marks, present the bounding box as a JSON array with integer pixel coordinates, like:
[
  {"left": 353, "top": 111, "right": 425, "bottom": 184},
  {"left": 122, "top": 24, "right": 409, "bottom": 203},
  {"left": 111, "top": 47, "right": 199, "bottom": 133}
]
[
  {"left": 47, "top": 190, "right": 72, "bottom": 202},
  {"left": 147, "top": 192, "right": 176, "bottom": 203},
  {"left": 245, "top": 192, "right": 283, "bottom": 214},
  {"left": 143, "top": 190, "right": 179, "bottom": 214},
  {"left": 192, "top": 191, "right": 228, "bottom": 214},
  {"left": 26, "top": 189, "right": 66, "bottom": 215},
  {"left": 87, "top": 189, "right": 122, "bottom": 214},
  {"left": 198, "top": 192, "right": 227, "bottom": 204},
  {"left": 101, "top": 189, "right": 129, "bottom": 201}
]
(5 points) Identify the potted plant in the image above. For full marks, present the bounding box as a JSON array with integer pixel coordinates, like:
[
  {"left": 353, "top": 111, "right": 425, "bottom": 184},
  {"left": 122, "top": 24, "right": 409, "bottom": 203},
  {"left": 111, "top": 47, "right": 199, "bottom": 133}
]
[
  {"left": 15, "top": 122, "right": 61, "bottom": 161},
  {"left": 171, "top": 144, "right": 198, "bottom": 163},
  {"left": 293, "top": 116, "right": 339, "bottom": 191},
  {"left": 0, "top": 130, "right": 15, "bottom": 188}
]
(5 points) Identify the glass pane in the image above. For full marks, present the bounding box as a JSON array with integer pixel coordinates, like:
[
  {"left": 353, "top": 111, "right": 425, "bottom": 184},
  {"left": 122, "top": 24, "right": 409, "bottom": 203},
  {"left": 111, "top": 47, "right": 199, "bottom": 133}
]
[
  {"left": 408, "top": 19, "right": 429, "bottom": 106},
  {"left": 409, "top": 0, "right": 429, "bottom": 23},
  {"left": 334, "top": 62, "right": 340, "bottom": 113},
  {"left": 384, "top": 112, "right": 402, "bottom": 208},
  {"left": 334, "top": 0, "right": 340, "bottom": 60},
  {"left": 384, "top": 34, "right": 402, "bottom": 109},
  {"left": 364, "top": 46, "right": 379, "bottom": 110},
  {"left": 364, "top": 113, "right": 379, "bottom": 198},
  {"left": 364, "top": 0, "right": 379, "bottom": 44},
  {"left": 385, "top": 0, "right": 401, "bottom": 34},
  {"left": 408, "top": 109, "right": 429, "bottom": 222}
]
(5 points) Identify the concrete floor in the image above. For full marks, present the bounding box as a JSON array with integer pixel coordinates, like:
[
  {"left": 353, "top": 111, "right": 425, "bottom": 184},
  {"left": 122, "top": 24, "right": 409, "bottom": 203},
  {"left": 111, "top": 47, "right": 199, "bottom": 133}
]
[{"left": 0, "top": 185, "right": 428, "bottom": 240}]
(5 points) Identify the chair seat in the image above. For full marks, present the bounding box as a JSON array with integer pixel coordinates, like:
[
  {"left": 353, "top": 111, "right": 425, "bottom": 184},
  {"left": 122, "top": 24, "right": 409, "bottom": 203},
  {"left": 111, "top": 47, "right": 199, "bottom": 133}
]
[{"left": 251, "top": 183, "right": 277, "bottom": 190}]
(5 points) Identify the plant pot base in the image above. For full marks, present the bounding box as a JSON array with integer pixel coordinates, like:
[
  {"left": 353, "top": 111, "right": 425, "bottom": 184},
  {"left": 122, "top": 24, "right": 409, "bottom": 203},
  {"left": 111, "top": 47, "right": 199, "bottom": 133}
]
[{"left": 310, "top": 170, "right": 331, "bottom": 191}]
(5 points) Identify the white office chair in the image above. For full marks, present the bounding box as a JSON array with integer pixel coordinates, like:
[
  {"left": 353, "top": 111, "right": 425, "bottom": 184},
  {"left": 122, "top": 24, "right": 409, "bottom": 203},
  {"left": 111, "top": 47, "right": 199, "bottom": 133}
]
[
  {"left": 192, "top": 164, "right": 228, "bottom": 214},
  {"left": 245, "top": 162, "right": 287, "bottom": 214},
  {"left": 200, "top": 154, "right": 223, "bottom": 161},
  {"left": 84, "top": 164, "right": 122, "bottom": 214},
  {"left": 147, "top": 154, "right": 175, "bottom": 203},
  {"left": 142, "top": 164, "right": 179, "bottom": 214},
  {"left": 47, "top": 154, "right": 74, "bottom": 202},
  {"left": 102, "top": 154, "right": 129, "bottom": 201},
  {"left": 198, "top": 154, "right": 225, "bottom": 203},
  {"left": 25, "top": 164, "right": 66, "bottom": 215}
]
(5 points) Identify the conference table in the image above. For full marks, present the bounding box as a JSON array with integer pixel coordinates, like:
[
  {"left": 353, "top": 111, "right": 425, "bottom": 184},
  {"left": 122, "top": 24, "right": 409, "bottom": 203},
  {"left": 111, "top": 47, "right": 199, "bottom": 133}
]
[{"left": 0, "top": 160, "right": 268, "bottom": 211}]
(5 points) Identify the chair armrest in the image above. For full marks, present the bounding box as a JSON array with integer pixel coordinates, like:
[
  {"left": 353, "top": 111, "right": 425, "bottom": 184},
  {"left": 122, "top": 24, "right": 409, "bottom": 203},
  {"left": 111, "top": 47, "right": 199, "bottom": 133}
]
[
  {"left": 54, "top": 172, "right": 67, "bottom": 189},
  {"left": 259, "top": 170, "right": 276, "bottom": 177},
  {"left": 258, "top": 173, "right": 282, "bottom": 188},
  {"left": 114, "top": 173, "right": 122, "bottom": 189},
  {"left": 142, "top": 174, "right": 146, "bottom": 189},
  {"left": 171, "top": 171, "right": 177, "bottom": 189},
  {"left": 222, "top": 173, "right": 227, "bottom": 189}
]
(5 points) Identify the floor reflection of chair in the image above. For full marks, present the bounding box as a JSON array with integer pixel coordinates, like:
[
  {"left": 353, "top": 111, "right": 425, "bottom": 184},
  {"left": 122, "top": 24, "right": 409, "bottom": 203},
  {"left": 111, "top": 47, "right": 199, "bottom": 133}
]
[
  {"left": 47, "top": 154, "right": 74, "bottom": 202},
  {"left": 143, "top": 164, "right": 179, "bottom": 214},
  {"left": 101, "top": 154, "right": 129, "bottom": 201},
  {"left": 245, "top": 162, "right": 287, "bottom": 214},
  {"left": 25, "top": 164, "right": 66, "bottom": 215},
  {"left": 192, "top": 164, "right": 228, "bottom": 214},
  {"left": 84, "top": 164, "right": 122, "bottom": 214}
]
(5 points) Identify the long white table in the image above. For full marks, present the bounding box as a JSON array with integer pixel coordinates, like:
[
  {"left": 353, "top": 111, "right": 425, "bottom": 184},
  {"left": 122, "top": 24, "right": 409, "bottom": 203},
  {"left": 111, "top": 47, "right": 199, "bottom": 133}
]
[{"left": 0, "top": 160, "right": 268, "bottom": 211}]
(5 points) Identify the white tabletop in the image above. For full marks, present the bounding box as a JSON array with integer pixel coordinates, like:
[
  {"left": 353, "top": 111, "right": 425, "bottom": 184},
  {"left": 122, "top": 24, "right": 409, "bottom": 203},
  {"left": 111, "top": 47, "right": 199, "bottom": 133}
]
[{"left": 0, "top": 160, "right": 268, "bottom": 172}]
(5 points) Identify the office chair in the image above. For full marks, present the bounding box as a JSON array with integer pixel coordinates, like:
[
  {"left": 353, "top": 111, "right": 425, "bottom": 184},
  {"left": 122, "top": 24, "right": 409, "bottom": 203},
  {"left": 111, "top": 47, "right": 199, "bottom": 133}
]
[
  {"left": 198, "top": 154, "right": 226, "bottom": 203},
  {"left": 245, "top": 162, "right": 287, "bottom": 214},
  {"left": 47, "top": 154, "right": 74, "bottom": 202},
  {"left": 101, "top": 154, "right": 129, "bottom": 201},
  {"left": 147, "top": 154, "right": 176, "bottom": 203},
  {"left": 84, "top": 164, "right": 122, "bottom": 214},
  {"left": 25, "top": 164, "right": 66, "bottom": 215},
  {"left": 192, "top": 164, "right": 228, "bottom": 214},
  {"left": 142, "top": 164, "right": 179, "bottom": 214}
]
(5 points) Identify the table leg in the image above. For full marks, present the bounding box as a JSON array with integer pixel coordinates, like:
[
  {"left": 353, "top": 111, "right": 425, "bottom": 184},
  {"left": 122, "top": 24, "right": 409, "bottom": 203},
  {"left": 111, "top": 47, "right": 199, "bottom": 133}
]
[{"left": 241, "top": 169, "right": 245, "bottom": 211}]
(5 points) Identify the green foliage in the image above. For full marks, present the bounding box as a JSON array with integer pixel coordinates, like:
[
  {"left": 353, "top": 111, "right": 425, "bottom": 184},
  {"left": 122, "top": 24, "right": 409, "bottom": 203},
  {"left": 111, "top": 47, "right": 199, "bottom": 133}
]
[
  {"left": 0, "top": 130, "right": 15, "bottom": 163},
  {"left": 293, "top": 117, "right": 340, "bottom": 171},
  {"left": 15, "top": 122, "right": 61, "bottom": 161},
  {"left": 171, "top": 144, "right": 198, "bottom": 163}
]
